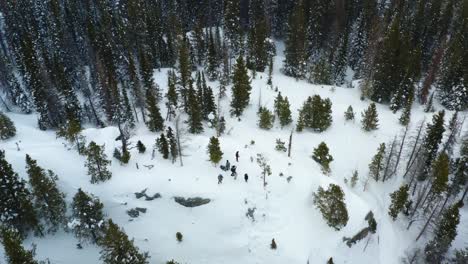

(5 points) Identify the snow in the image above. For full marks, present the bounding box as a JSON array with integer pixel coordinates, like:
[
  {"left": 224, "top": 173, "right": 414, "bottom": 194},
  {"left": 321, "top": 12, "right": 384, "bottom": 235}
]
[{"left": 0, "top": 44, "right": 467, "bottom": 264}]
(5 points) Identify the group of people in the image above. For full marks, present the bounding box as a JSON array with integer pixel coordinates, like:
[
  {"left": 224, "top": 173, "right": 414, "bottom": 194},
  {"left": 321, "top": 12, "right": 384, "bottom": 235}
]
[{"left": 218, "top": 151, "right": 248, "bottom": 184}]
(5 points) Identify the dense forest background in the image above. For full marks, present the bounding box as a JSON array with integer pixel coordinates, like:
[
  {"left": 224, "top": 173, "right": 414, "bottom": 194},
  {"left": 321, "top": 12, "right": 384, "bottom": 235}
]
[{"left": 0, "top": 0, "right": 467, "bottom": 132}]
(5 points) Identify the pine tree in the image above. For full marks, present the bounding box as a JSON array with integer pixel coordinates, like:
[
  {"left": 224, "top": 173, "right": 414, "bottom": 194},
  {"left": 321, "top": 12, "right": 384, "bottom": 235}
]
[
  {"left": 247, "top": 0, "right": 270, "bottom": 72},
  {"left": 399, "top": 103, "right": 411, "bottom": 126},
  {"left": 156, "top": 133, "right": 169, "bottom": 159},
  {"left": 258, "top": 107, "right": 274, "bottom": 130},
  {"left": 0, "top": 112, "right": 16, "bottom": 140},
  {"left": 99, "top": 219, "right": 149, "bottom": 264},
  {"left": 146, "top": 87, "right": 164, "bottom": 132},
  {"left": 223, "top": 0, "right": 242, "bottom": 53},
  {"left": 0, "top": 150, "right": 41, "bottom": 236},
  {"left": 361, "top": 103, "right": 379, "bottom": 131},
  {"left": 166, "top": 127, "right": 178, "bottom": 163},
  {"left": 25, "top": 155, "right": 66, "bottom": 234},
  {"left": 137, "top": 141, "right": 146, "bottom": 154},
  {"left": 388, "top": 184, "right": 410, "bottom": 220},
  {"left": 186, "top": 82, "right": 204, "bottom": 134},
  {"left": 424, "top": 203, "right": 461, "bottom": 263},
  {"left": 267, "top": 56, "right": 273, "bottom": 87},
  {"left": 313, "top": 184, "right": 349, "bottom": 230},
  {"left": 283, "top": 0, "right": 307, "bottom": 78},
  {"left": 202, "top": 86, "right": 217, "bottom": 121},
  {"left": 369, "top": 143, "right": 386, "bottom": 181},
  {"left": 69, "top": 188, "right": 105, "bottom": 243},
  {"left": 0, "top": 228, "right": 39, "bottom": 264},
  {"left": 332, "top": 29, "right": 349, "bottom": 86},
  {"left": 230, "top": 56, "right": 252, "bottom": 117},
  {"left": 422, "top": 111, "right": 445, "bottom": 167},
  {"left": 431, "top": 152, "right": 449, "bottom": 195},
  {"left": 312, "top": 142, "right": 334, "bottom": 174},
  {"left": 311, "top": 56, "right": 332, "bottom": 85},
  {"left": 424, "top": 93, "right": 435, "bottom": 113},
  {"left": 166, "top": 71, "right": 178, "bottom": 120},
  {"left": 205, "top": 30, "right": 219, "bottom": 80},
  {"left": 344, "top": 106, "right": 355, "bottom": 121},
  {"left": 207, "top": 137, "right": 223, "bottom": 165},
  {"left": 296, "top": 95, "right": 333, "bottom": 132},
  {"left": 85, "top": 142, "right": 112, "bottom": 184},
  {"left": 274, "top": 93, "right": 292, "bottom": 128}
]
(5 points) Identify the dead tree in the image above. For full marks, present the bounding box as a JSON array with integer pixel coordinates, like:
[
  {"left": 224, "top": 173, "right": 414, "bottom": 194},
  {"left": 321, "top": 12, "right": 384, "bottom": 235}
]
[
  {"left": 175, "top": 115, "right": 185, "bottom": 167},
  {"left": 288, "top": 129, "right": 293, "bottom": 158}
]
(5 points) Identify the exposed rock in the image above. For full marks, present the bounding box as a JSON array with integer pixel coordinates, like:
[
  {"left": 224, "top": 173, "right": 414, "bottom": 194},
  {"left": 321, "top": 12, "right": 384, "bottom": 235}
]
[
  {"left": 135, "top": 188, "right": 161, "bottom": 201},
  {"left": 127, "top": 207, "right": 147, "bottom": 218},
  {"left": 174, "top": 197, "right": 211, "bottom": 207}
]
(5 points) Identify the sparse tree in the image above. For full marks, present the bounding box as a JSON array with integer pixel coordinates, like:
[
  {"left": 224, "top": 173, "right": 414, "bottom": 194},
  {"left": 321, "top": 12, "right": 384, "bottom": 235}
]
[
  {"left": 312, "top": 142, "right": 333, "bottom": 174},
  {"left": 369, "top": 143, "right": 386, "bottom": 181},
  {"left": 207, "top": 137, "right": 223, "bottom": 165},
  {"left": 69, "top": 189, "right": 105, "bottom": 243},
  {"left": 361, "top": 103, "right": 379, "bottom": 131},
  {"left": 313, "top": 184, "right": 349, "bottom": 230},
  {"left": 388, "top": 184, "right": 410, "bottom": 220},
  {"left": 344, "top": 106, "right": 355, "bottom": 121},
  {"left": 0, "top": 112, "right": 16, "bottom": 140},
  {"left": 85, "top": 142, "right": 112, "bottom": 183}
]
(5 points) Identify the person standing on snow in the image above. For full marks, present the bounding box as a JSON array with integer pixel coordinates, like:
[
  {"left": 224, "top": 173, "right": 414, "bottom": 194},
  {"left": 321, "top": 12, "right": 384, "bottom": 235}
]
[
  {"left": 230, "top": 165, "right": 237, "bottom": 178},
  {"left": 225, "top": 160, "right": 230, "bottom": 171},
  {"left": 235, "top": 151, "right": 239, "bottom": 162},
  {"left": 218, "top": 174, "right": 223, "bottom": 184},
  {"left": 244, "top": 173, "right": 248, "bottom": 182}
]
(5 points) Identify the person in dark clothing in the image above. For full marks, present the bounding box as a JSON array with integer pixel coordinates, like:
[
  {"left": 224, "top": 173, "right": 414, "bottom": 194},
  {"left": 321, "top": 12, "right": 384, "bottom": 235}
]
[
  {"left": 244, "top": 173, "right": 248, "bottom": 182},
  {"left": 218, "top": 174, "right": 223, "bottom": 184},
  {"left": 235, "top": 151, "right": 239, "bottom": 162},
  {"left": 225, "top": 160, "right": 230, "bottom": 171},
  {"left": 230, "top": 165, "right": 237, "bottom": 178}
]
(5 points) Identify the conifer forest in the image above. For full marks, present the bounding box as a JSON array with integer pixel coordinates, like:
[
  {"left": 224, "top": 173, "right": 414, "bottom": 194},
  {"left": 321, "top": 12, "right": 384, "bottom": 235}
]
[{"left": 0, "top": 0, "right": 467, "bottom": 263}]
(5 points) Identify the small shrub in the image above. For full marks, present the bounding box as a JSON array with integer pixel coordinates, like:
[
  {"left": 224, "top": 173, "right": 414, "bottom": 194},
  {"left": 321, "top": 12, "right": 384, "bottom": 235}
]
[{"left": 275, "top": 138, "right": 287, "bottom": 152}]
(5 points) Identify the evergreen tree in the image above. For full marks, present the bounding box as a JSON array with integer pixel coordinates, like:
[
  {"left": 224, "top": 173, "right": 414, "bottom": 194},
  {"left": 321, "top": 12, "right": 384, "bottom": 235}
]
[
  {"left": 0, "top": 150, "right": 41, "bottom": 236},
  {"left": 205, "top": 30, "right": 219, "bottom": 80},
  {"left": 217, "top": 116, "right": 226, "bottom": 136},
  {"left": 146, "top": 87, "right": 164, "bottom": 132},
  {"left": 431, "top": 152, "right": 449, "bottom": 195},
  {"left": 368, "top": 143, "right": 386, "bottom": 181},
  {"left": 230, "top": 56, "right": 252, "bottom": 117},
  {"left": 332, "top": 30, "right": 349, "bottom": 86},
  {"left": 69, "top": 188, "right": 105, "bottom": 243},
  {"left": 312, "top": 142, "right": 334, "bottom": 173},
  {"left": 283, "top": 0, "right": 308, "bottom": 78},
  {"left": 388, "top": 184, "right": 410, "bottom": 220},
  {"left": 258, "top": 107, "right": 274, "bottom": 130},
  {"left": 296, "top": 95, "right": 332, "bottom": 132},
  {"left": 247, "top": 0, "right": 270, "bottom": 72},
  {"left": 166, "top": 71, "right": 178, "bottom": 120},
  {"left": 85, "top": 142, "right": 112, "bottom": 184},
  {"left": 186, "top": 82, "right": 204, "bottom": 134},
  {"left": 0, "top": 112, "right": 16, "bottom": 140},
  {"left": 311, "top": 56, "right": 332, "bottom": 85},
  {"left": 202, "top": 86, "right": 217, "bottom": 121},
  {"left": 137, "top": 141, "right": 146, "bottom": 154},
  {"left": 424, "top": 203, "right": 461, "bottom": 263},
  {"left": 451, "top": 247, "right": 468, "bottom": 264},
  {"left": 422, "top": 111, "right": 446, "bottom": 168},
  {"left": 399, "top": 103, "right": 411, "bottom": 126},
  {"left": 223, "top": 0, "right": 242, "bottom": 53},
  {"left": 166, "top": 127, "right": 178, "bottom": 163},
  {"left": 344, "top": 106, "right": 355, "bottom": 121},
  {"left": 313, "top": 184, "right": 349, "bottom": 230},
  {"left": 207, "top": 137, "right": 223, "bottom": 165},
  {"left": 361, "top": 103, "right": 379, "bottom": 131},
  {"left": 0, "top": 228, "right": 38, "bottom": 264},
  {"left": 99, "top": 219, "right": 149, "bottom": 264},
  {"left": 156, "top": 133, "right": 169, "bottom": 159},
  {"left": 274, "top": 93, "right": 292, "bottom": 128},
  {"left": 25, "top": 155, "right": 66, "bottom": 234},
  {"left": 273, "top": 92, "right": 284, "bottom": 117},
  {"left": 424, "top": 93, "right": 435, "bottom": 113}
]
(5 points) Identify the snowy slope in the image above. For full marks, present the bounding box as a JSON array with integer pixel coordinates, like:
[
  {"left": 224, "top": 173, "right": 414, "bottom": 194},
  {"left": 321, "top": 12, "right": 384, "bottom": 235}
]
[{"left": 1, "top": 46, "right": 467, "bottom": 264}]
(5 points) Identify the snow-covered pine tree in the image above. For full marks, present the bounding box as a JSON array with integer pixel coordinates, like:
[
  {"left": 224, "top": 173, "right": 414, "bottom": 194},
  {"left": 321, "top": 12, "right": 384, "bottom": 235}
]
[
  {"left": 296, "top": 95, "right": 332, "bottom": 132},
  {"left": 388, "top": 184, "right": 410, "bottom": 220},
  {"left": 368, "top": 143, "right": 386, "bottom": 181},
  {"left": 258, "top": 107, "right": 274, "bottom": 130},
  {"left": 69, "top": 188, "right": 105, "bottom": 243},
  {"left": 312, "top": 142, "right": 334, "bottom": 174},
  {"left": 0, "top": 150, "right": 41, "bottom": 236},
  {"left": 25, "top": 155, "right": 66, "bottom": 233},
  {"left": 420, "top": 111, "right": 445, "bottom": 175},
  {"left": 230, "top": 56, "right": 252, "bottom": 117},
  {"left": 0, "top": 112, "right": 16, "bottom": 140},
  {"left": 278, "top": 97, "right": 292, "bottom": 128},
  {"left": 344, "top": 106, "right": 355, "bottom": 121},
  {"left": 361, "top": 103, "right": 379, "bottom": 131},
  {"left": 137, "top": 141, "right": 146, "bottom": 154},
  {"left": 399, "top": 103, "right": 411, "bottom": 126},
  {"left": 156, "top": 133, "right": 169, "bottom": 159},
  {"left": 283, "top": 0, "right": 307, "bottom": 78},
  {"left": 424, "top": 202, "right": 461, "bottom": 263},
  {"left": 205, "top": 29, "right": 219, "bottom": 80},
  {"left": 0, "top": 228, "right": 39, "bottom": 264},
  {"left": 186, "top": 81, "right": 204, "bottom": 134},
  {"left": 85, "top": 142, "right": 112, "bottom": 184},
  {"left": 145, "top": 87, "right": 164, "bottom": 132},
  {"left": 313, "top": 184, "right": 349, "bottom": 230},
  {"left": 99, "top": 219, "right": 149, "bottom": 264},
  {"left": 207, "top": 136, "right": 223, "bottom": 165},
  {"left": 166, "top": 127, "right": 178, "bottom": 163}
]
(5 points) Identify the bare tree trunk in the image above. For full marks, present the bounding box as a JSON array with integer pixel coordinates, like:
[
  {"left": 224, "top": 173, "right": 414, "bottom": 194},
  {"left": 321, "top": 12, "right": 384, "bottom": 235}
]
[
  {"left": 382, "top": 136, "right": 397, "bottom": 182},
  {"left": 0, "top": 95, "right": 11, "bottom": 112},
  {"left": 288, "top": 129, "right": 293, "bottom": 158},
  {"left": 415, "top": 202, "right": 441, "bottom": 241},
  {"left": 393, "top": 125, "right": 409, "bottom": 175},
  {"left": 132, "top": 102, "right": 140, "bottom": 123},
  {"left": 404, "top": 121, "right": 425, "bottom": 177},
  {"left": 175, "top": 115, "right": 184, "bottom": 167}
]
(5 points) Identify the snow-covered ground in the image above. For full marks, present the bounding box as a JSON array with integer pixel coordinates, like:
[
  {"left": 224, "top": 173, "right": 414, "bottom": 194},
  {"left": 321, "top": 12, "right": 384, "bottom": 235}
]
[{"left": 1, "top": 46, "right": 467, "bottom": 264}]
